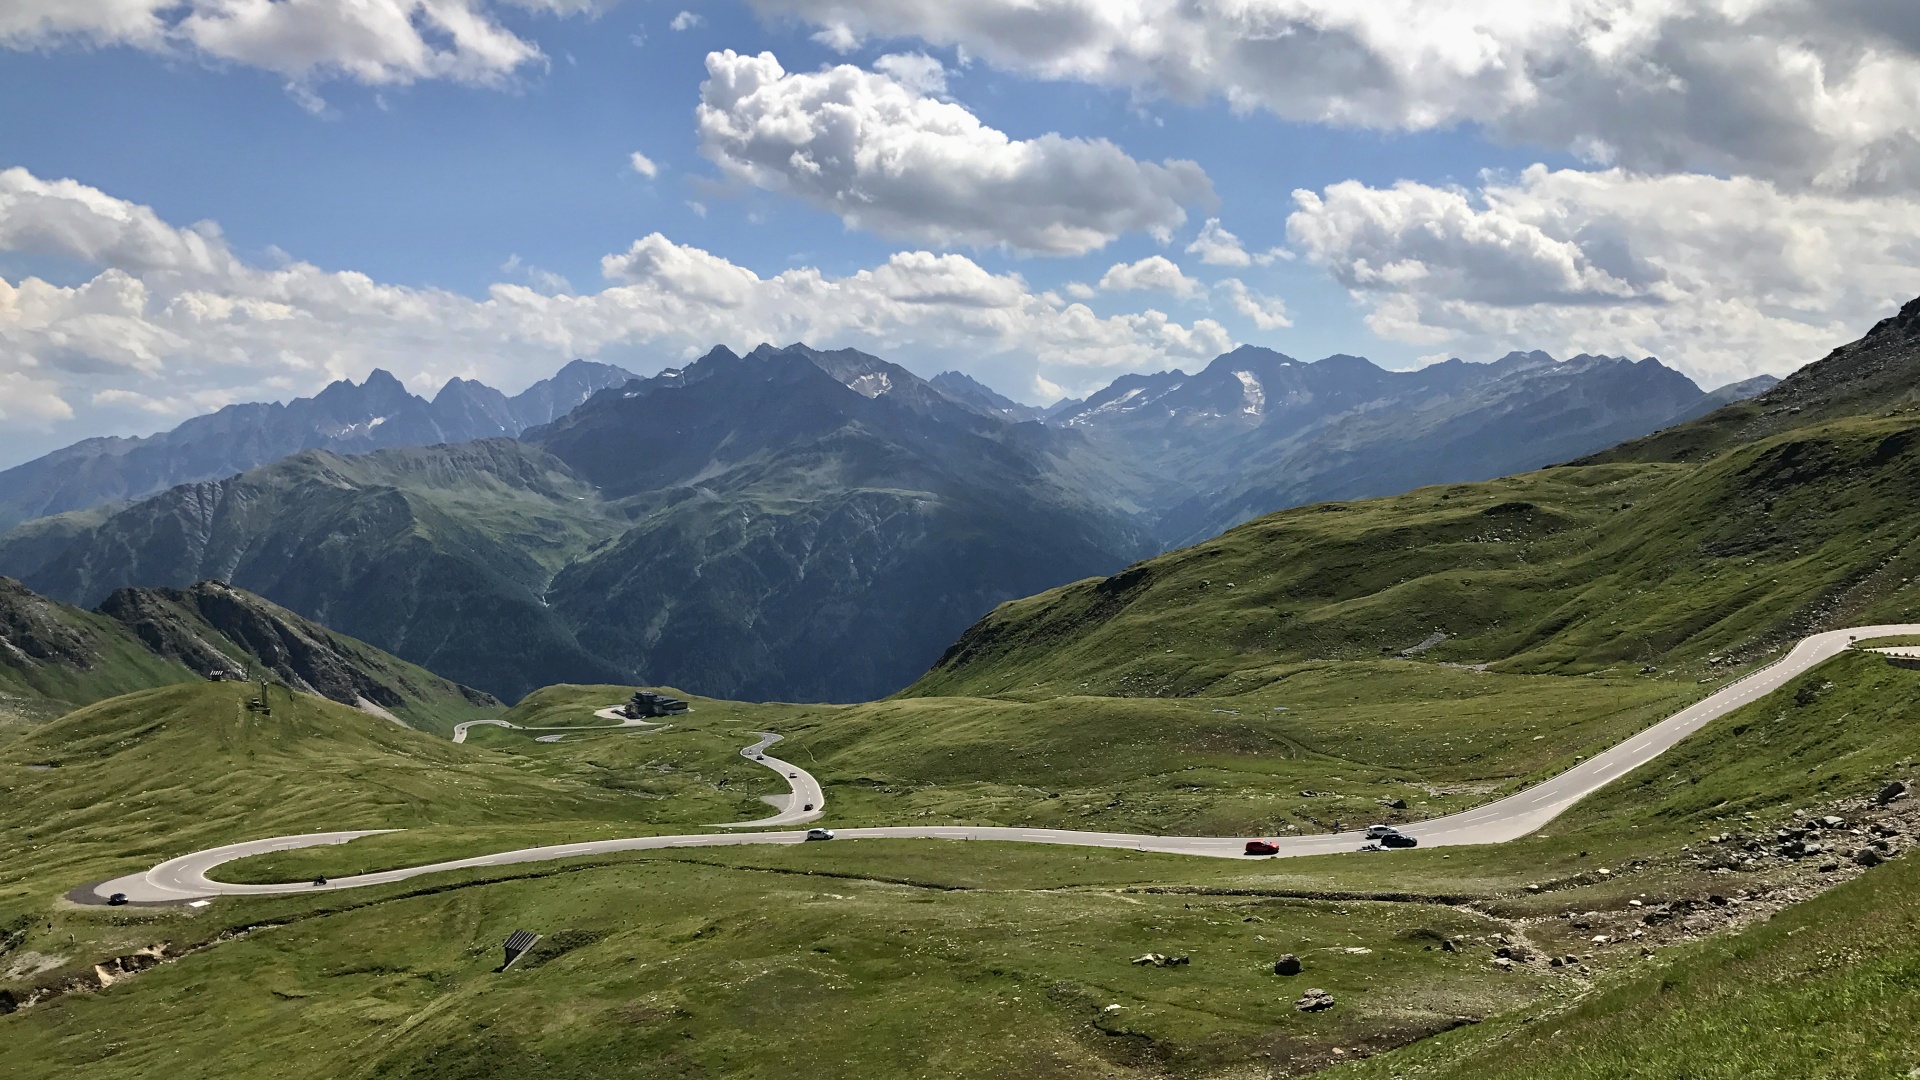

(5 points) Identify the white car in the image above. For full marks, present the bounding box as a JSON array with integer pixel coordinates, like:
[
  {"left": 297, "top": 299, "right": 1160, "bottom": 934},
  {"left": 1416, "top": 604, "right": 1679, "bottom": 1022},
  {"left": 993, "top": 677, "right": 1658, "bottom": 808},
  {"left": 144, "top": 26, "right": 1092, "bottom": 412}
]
[
  {"left": 1364, "top": 824, "right": 1401, "bottom": 839},
  {"left": 805, "top": 828, "right": 834, "bottom": 841}
]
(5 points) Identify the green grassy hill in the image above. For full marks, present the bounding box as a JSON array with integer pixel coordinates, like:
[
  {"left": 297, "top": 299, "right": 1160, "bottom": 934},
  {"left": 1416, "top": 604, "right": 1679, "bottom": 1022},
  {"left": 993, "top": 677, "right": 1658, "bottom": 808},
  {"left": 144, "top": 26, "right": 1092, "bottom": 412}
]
[
  {"left": 911, "top": 301, "right": 1920, "bottom": 705},
  {"left": 0, "top": 441, "right": 630, "bottom": 702},
  {"left": 0, "top": 576, "right": 500, "bottom": 735},
  {"left": 1342, "top": 835, "right": 1920, "bottom": 1080},
  {"left": 912, "top": 413, "right": 1920, "bottom": 700},
  {"left": 0, "top": 681, "right": 784, "bottom": 914},
  {"left": 0, "top": 577, "right": 195, "bottom": 726}
]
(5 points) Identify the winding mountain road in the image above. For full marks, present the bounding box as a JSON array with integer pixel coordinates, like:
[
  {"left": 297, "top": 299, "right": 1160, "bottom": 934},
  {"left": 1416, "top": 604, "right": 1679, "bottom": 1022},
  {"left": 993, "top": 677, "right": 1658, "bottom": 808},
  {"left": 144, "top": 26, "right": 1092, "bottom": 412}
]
[
  {"left": 78, "top": 625, "right": 1920, "bottom": 905},
  {"left": 711, "top": 733, "right": 826, "bottom": 828},
  {"left": 450, "top": 708, "right": 668, "bottom": 743}
]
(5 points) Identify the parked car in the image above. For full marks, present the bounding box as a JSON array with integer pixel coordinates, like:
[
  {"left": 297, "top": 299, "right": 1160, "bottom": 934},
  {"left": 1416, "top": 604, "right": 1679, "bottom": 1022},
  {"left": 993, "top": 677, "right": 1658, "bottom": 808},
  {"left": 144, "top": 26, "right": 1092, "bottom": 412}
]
[
  {"left": 805, "top": 828, "right": 834, "bottom": 841},
  {"left": 1244, "top": 840, "right": 1280, "bottom": 856}
]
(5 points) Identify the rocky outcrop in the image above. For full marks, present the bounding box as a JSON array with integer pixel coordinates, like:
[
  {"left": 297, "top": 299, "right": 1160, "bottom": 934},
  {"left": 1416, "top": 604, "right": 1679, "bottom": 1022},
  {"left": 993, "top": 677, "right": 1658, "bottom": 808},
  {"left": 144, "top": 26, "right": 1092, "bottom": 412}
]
[
  {"left": 0, "top": 576, "right": 96, "bottom": 668},
  {"left": 96, "top": 581, "right": 498, "bottom": 713},
  {"left": 1295, "top": 988, "right": 1336, "bottom": 1012}
]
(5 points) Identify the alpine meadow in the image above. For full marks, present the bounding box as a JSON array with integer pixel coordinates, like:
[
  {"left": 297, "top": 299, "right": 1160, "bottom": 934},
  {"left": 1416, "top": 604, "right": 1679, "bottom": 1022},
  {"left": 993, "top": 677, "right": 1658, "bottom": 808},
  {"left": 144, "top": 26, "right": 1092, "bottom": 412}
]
[{"left": 6, "top": 4, "right": 1920, "bottom": 1078}]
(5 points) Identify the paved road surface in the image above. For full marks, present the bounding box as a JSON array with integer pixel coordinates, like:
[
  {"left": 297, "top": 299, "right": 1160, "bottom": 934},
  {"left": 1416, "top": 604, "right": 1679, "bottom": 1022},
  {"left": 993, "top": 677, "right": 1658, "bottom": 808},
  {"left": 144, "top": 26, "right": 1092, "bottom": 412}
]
[
  {"left": 451, "top": 708, "right": 666, "bottom": 744},
  {"left": 79, "top": 624, "right": 1920, "bottom": 904},
  {"left": 710, "top": 733, "right": 826, "bottom": 828}
]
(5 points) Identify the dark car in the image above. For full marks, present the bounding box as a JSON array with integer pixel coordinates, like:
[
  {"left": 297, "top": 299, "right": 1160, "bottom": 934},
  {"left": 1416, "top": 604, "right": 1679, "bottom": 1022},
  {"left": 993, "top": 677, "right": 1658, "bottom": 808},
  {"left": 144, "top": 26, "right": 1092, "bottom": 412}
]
[
  {"left": 1244, "top": 840, "right": 1280, "bottom": 856},
  {"left": 107, "top": 892, "right": 128, "bottom": 906},
  {"left": 1379, "top": 832, "right": 1418, "bottom": 849}
]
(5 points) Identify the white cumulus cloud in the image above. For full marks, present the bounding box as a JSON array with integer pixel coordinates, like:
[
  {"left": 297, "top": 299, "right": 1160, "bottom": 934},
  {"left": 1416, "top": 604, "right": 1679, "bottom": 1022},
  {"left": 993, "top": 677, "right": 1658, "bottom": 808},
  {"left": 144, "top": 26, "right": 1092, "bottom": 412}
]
[
  {"left": 747, "top": 0, "right": 1920, "bottom": 194},
  {"left": 629, "top": 151, "right": 661, "bottom": 178},
  {"left": 1185, "top": 217, "right": 1285, "bottom": 267},
  {"left": 1098, "top": 255, "right": 1201, "bottom": 298},
  {"left": 0, "top": 167, "right": 1234, "bottom": 439},
  {"left": 0, "top": 0, "right": 583, "bottom": 89},
  {"left": 695, "top": 49, "right": 1214, "bottom": 255},
  {"left": 1216, "top": 279, "right": 1292, "bottom": 330},
  {"left": 1286, "top": 165, "right": 1920, "bottom": 384}
]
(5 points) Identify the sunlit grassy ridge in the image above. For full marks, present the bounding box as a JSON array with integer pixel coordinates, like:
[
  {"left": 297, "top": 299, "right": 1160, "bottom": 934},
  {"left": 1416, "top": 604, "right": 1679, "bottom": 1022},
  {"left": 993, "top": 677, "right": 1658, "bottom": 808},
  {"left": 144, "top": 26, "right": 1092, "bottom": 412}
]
[{"left": 913, "top": 416, "right": 1920, "bottom": 700}]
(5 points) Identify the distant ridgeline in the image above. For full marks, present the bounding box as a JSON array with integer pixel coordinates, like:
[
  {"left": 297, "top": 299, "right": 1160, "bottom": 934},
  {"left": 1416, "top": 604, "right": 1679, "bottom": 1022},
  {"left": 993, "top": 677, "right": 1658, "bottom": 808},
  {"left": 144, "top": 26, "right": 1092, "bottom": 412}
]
[{"left": 0, "top": 333, "right": 1786, "bottom": 705}]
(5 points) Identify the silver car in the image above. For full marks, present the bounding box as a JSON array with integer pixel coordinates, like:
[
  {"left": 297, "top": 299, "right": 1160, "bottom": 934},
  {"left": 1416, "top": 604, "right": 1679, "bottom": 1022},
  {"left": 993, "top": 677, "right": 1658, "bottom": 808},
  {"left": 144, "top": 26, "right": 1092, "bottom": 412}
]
[{"left": 805, "top": 828, "right": 834, "bottom": 841}]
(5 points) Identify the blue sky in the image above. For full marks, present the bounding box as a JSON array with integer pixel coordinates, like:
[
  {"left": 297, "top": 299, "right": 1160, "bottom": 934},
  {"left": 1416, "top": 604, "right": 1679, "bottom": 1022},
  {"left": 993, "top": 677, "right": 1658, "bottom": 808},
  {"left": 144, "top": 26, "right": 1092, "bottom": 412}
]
[{"left": 4, "top": 0, "right": 1920, "bottom": 467}]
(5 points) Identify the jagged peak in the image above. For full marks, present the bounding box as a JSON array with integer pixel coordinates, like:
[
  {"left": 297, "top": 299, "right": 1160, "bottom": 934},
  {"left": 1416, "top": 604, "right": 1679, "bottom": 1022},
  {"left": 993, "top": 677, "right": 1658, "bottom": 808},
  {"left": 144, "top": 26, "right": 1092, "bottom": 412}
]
[{"left": 1862, "top": 293, "right": 1920, "bottom": 342}]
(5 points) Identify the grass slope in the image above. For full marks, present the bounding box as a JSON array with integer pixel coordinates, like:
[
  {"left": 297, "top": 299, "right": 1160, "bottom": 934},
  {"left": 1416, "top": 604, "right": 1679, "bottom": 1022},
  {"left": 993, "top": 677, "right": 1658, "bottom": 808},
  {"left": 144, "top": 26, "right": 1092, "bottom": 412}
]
[
  {"left": 3, "top": 651, "right": 1918, "bottom": 1078},
  {"left": 913, "top": 414, "right": 1920, "bottom": 700},
  {"left": 1, "top": 575, "right": 502, "bottom": 736},
  {"left": 0, "top": 682, "right": 780, "bottom": 914},
  {"left": 0, "top": 579, "right": 194, "bottom": 727},
  {"left": 1341, "top": 842, "right": 1920, "bottom": 1080},
  {"left": 96, "top": 581, "right": 503, "bottom": 737}
]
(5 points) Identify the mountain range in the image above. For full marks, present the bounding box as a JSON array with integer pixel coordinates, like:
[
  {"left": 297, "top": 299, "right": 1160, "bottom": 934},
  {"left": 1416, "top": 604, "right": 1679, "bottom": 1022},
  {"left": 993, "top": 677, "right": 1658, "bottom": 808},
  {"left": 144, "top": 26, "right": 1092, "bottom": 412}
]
[
  {"left": 1044, "top": 347, "right": 1770, "bottom": 545},
  {"left": 0, "top": 359, "right": 637, "bottom": 535},
  {"left": 0, "top": 341, "right": 1776, "bottom": 703},
  {"left": 0, "top": 346, "right": 1149, "bottom": 702}
]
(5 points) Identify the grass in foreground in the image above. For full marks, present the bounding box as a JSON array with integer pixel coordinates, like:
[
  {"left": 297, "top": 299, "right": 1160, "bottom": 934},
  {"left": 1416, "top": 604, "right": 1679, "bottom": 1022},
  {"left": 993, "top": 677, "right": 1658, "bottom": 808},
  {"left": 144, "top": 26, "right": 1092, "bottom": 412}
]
[
  {"left": 5, "top": 649, "right": 1919, "bottom": 1078},
  {"left": 1338, "top": 838, "right": 1920, "bottom": 1080}
]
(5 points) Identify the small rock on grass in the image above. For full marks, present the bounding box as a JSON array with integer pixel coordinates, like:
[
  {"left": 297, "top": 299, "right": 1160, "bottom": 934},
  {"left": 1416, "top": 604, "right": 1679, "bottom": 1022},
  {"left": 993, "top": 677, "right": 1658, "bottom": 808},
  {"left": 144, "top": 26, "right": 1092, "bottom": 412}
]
[
  {"left": 1296, "top": 988, "right": 1336, "bottom": 1012},
  {"left": 1879, "top": 781, "right": 1908, "bottom": 805},
  {"left": 1131, "top": 953, "right": 1189, "bottom": 967},
  {"left": 1273, "top": 954, "right": 1303, "bottom": 976}
]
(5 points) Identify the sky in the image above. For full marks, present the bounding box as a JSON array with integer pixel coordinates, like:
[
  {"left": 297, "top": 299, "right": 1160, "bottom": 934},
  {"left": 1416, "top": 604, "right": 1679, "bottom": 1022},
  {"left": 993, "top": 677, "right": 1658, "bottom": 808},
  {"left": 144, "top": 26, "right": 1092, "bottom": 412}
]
[{"left": 5, "top": 0, "right": 1920, "bottom": 467}]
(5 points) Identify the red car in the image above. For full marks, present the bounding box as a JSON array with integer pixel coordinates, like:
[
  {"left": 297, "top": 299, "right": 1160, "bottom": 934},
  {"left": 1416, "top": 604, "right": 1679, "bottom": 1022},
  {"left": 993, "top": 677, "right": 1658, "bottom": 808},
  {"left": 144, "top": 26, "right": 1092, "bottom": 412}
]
[{"left": 1244, "top": 840, "right": 1280, "bottom": 856}]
